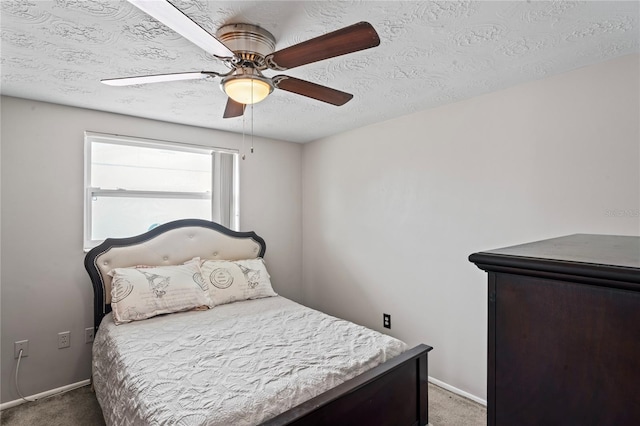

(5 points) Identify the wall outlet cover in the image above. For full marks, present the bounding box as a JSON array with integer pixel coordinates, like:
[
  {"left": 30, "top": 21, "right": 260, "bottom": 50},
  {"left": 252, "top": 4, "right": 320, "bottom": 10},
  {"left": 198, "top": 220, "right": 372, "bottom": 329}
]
[
  {"left": 383, "top": 313, "right": 391, "bottom": 329},
  {"left": 85, "top": 327, "right": 94, "bottom": 343},
  {"left": 58, "top": 331, "right": 71, "bottom": 349},
  {"left": 14, "top": 340, "right": 29, "bottom": 358}
]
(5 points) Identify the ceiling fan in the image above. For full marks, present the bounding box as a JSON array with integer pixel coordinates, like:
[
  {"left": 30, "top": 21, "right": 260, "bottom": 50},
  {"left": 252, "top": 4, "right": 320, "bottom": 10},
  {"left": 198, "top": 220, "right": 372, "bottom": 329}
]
[{"left": 102, "top": 0, "right": 381, "bottom": 119}]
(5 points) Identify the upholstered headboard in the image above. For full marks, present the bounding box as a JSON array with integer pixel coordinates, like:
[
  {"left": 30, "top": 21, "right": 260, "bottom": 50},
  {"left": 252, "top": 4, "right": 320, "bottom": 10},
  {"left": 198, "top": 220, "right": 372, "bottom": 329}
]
[{"left": 84, "top": 219, "right": 266, "bottom": 330}]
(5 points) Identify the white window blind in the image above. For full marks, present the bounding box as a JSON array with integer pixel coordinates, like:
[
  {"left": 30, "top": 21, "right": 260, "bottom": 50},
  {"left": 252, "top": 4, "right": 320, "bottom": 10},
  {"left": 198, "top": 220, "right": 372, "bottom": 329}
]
[{"left": 84, "top": 132, "right": 238, "bottom": 250}]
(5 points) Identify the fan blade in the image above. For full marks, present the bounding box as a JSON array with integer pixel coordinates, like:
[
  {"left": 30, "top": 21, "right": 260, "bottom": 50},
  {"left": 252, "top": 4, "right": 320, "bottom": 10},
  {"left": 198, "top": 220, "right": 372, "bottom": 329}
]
[
  {"left": 101, "top": 71, "right": 216, "bottom": 86},
  {"left": 223, "top": 98, "right": 245, "bottom": 118},
  {"left": 128, "top": 0, "right": 234, "bottom": 58},
  {"left": 273, "top": 76, "right": 353, "bottom": 106},
  {"left": 265, "top": 22, "right": 380, "bottom": 71}
]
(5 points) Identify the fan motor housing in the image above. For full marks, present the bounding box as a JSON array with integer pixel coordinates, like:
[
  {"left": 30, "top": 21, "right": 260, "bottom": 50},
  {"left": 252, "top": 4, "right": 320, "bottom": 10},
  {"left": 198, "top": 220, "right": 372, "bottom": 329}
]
[{"left": 216, "top": 23, "right": 276, "bottom": 66}]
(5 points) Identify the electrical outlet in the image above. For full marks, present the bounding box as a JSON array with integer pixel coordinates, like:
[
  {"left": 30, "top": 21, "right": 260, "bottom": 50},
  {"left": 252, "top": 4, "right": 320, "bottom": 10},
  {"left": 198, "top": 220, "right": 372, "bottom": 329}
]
[
  {"left": 383, "top": 313, "right": 391, "bottom": 329},
  {"left": 14, "top": 340, "right": 29, "bottom": 358},
  {"left": 85, "top": 327, "right": 94, "bottom": 343},
  {"left": 58, "top": 331, "right": 70, "bottom": 349}
]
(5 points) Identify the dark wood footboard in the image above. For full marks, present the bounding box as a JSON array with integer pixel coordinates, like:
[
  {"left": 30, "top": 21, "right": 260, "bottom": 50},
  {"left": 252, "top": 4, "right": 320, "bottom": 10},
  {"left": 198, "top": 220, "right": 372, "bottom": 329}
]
[{"left": 262, "top": 344, "right": 433, "bottom": 426}]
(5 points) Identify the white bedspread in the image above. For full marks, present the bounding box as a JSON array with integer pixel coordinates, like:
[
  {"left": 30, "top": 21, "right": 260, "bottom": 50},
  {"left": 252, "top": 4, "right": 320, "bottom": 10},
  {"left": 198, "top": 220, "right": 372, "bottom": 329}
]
[{"left": 93, "top": 296, "right": 407, "bottom": 425}]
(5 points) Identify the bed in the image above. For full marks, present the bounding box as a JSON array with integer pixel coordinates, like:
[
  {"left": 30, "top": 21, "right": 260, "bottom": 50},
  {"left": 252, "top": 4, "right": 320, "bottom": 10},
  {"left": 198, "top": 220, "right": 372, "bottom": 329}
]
[{"left": 85, "top": 219, "right": 433, "bottom": 425}]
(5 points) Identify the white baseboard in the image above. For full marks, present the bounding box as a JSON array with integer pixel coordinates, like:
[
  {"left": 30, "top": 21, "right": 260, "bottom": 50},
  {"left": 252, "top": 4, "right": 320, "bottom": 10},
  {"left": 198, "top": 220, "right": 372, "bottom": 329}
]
[
  {"left": 428, "top": 376, "right": 487, "bottom": 406},
  {"left": 0, "top": 379, "right": 91, "bottom": 411}
]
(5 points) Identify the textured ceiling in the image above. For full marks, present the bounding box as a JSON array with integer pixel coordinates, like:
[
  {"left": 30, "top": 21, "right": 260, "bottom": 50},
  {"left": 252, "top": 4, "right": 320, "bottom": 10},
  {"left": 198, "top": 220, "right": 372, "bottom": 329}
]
[{"left": 1, "top": 1, "right": 639, "bottom": 143}]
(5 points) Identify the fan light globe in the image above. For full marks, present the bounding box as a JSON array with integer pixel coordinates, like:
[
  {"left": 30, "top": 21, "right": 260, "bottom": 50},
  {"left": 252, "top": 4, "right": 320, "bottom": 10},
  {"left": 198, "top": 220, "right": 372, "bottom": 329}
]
[{"left": 224, "top": 78, "right": 272, "bottom": 105}]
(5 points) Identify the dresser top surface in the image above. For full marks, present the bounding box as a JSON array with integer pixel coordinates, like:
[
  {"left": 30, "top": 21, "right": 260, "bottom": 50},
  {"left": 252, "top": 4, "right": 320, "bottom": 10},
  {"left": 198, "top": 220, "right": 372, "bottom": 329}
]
[{"left": 482, "top": 234, "right": 640, "bottom": 269}]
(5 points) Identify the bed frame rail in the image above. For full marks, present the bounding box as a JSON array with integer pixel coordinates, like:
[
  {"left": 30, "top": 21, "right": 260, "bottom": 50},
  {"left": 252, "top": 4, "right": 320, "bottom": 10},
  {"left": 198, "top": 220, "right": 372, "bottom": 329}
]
[{"left": 262, "top": 344, "right": 433, "bottom": 426}]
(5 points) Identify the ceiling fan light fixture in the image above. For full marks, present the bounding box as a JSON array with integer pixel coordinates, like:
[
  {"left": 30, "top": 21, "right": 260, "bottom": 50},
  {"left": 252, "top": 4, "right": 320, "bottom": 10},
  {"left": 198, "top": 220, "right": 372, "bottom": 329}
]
[{"left": 222, "top": 75, "right": 273, "bottom": 105}]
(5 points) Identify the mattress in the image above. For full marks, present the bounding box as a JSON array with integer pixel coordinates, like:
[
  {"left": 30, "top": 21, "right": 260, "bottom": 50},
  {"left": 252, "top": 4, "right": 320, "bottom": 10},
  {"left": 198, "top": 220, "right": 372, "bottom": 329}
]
[{"left": 93, "top": 296, "right": 408, "bottom": 425}]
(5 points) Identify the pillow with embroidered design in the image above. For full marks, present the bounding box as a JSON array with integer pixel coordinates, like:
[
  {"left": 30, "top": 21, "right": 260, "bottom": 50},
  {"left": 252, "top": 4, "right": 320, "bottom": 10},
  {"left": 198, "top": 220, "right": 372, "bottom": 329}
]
[
  {"left": 109, "top": 261, "right": 212, "bottom": 325},
  {"left": 199, "top": 258, "right": 277, "bottom": 306}
]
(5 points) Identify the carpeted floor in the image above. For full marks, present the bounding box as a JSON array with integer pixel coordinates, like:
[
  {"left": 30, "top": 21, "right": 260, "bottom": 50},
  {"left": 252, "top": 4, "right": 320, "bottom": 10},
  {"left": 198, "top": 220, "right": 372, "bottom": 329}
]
[
  {"left": 0, "top": 382, "right": 486, "bottom": 425},
  {"left": 1, "top": 386, "right": 105, "bottom": 426},
  {"left": 428, "top": 384, "right": 487, "bottom": 425}
]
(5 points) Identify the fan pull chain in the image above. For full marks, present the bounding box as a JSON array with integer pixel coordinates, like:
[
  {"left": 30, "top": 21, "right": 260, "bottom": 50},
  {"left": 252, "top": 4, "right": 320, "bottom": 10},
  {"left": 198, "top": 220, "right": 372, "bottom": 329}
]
[
  {"left": 251, "top": 104, "right": 254, "bottom": 154},
  {"left": 241, "top": 105, "right": 246, "bottom": 160},
  {"left": 251, "top": 79, "right": 254, "bottom": 154}
]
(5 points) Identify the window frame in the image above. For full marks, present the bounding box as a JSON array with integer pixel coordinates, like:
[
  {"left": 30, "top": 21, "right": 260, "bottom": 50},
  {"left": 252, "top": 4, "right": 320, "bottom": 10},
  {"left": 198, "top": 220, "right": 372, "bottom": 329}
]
[{"left": 83, "top": 131, "right": 239, "bottom": 250}]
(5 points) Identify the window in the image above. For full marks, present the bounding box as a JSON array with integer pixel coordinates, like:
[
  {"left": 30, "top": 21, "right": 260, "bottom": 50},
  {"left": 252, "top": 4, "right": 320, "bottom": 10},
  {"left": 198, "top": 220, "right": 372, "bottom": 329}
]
[{"left": 84, "top": 132, "right": 238, "bottom": 250}]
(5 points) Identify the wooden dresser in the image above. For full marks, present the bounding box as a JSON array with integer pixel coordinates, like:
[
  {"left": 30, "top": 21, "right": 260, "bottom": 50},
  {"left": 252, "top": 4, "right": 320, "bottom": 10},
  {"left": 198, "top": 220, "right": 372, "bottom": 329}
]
[{"left": 469, "top": 234, "right": 640, "bottom": 425}]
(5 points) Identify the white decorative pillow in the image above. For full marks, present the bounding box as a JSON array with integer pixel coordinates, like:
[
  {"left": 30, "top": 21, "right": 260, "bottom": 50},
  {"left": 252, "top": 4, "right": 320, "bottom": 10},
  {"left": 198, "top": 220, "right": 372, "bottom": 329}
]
[
  {"left": 109, "top": 262, "right": 212, "bottom": 325},
  {"left": 199, "top": 258, "right": 277, "bottom": 306}
]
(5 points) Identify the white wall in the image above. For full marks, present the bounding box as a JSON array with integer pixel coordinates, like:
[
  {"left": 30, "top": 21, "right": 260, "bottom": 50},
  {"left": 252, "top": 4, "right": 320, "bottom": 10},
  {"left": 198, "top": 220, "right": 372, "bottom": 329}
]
[
  {"left": 0, "top": 96, "right": 302, "bottom": 403},
  {"left": 301, "top": 54, "right": 640, "bottom": 401}
]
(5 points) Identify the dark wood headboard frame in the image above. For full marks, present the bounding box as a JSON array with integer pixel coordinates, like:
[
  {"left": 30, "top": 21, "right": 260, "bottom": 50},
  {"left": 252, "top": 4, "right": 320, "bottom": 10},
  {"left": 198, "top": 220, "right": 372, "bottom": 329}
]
[{"left": 84, "top": 219, "right": 266, "bottom": 331}]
